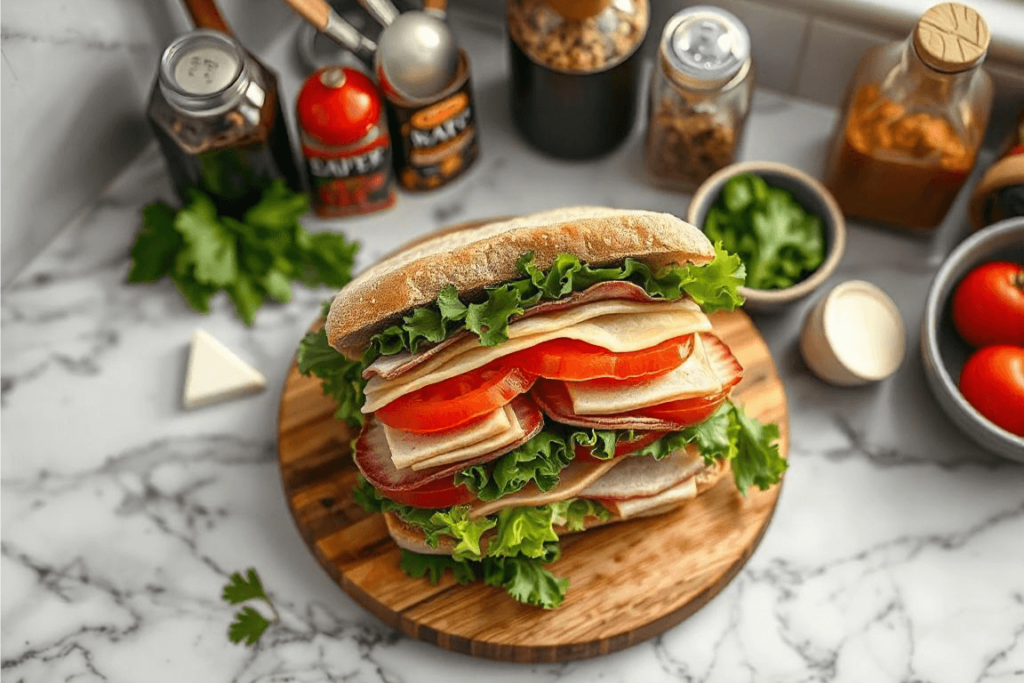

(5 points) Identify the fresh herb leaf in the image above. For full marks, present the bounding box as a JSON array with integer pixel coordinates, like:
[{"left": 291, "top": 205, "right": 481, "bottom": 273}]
[
  {"left": 222, "top": 568, "right": 269, "bottom": 605},
  {"left": 228, "top": 606, "right": 272, "bottom": 646},
  {"left": 704, "top": 173, "right": 825, "bottom": 291},
  {"left": 222, "top": 568, "right": 279, "bottom": 647},
  {"left": 129, "top": 182, "right": 359, "bottom": 325}
]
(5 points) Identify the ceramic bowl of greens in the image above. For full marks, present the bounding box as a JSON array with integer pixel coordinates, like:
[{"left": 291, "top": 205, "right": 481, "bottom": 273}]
[{"left": 687, "top": 161, "right": 846, "bottom": 313}]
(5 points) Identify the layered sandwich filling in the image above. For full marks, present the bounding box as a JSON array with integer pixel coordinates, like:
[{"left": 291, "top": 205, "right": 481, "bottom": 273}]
[{"left": 300, "top": 246, "right": 785, "bottom": 608}]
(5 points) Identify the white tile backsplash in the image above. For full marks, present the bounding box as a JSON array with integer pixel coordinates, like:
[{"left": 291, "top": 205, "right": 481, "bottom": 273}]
[{"left": 794, "top": 18, "right": 893, "bottom": 107}]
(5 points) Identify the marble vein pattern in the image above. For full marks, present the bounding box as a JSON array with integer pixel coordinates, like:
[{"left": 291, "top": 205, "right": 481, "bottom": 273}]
[{"left": 4, "top": 17, "right": 1024, "bottom": 683}]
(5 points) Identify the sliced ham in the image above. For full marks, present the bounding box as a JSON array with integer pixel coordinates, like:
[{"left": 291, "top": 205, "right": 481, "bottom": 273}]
[
  {"left": 353, "top": 396, "right": 544, "bottom": 493},
  {"left": 364, "top": 281, "right": 662, "bottom": 380},
  {"left": 532, "top": 335, "right": 742, "bottom": 430},
  {"left": 566, "top": 334, "right": 722, "bottom": 415},
  {"left": 468, "top": 455, "right": 626, "bottom": 518},
  {"left": 602, "top": 478, "right": 698, "bottom": 518},
  {"left": 576, "top": 445, "right": 705, "bottom": 501},
  {"left": 385, "top": 405, "right": 514, "bottom": 470},
  {"left": 362, "top": 299, "right": 712, "bottom": 413}
]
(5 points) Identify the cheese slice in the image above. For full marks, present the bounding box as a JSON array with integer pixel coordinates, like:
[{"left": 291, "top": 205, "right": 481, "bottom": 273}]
[
  {"left": 385, "top": 405, "right": 513, "bottom": 470},
  {"left": 603, "top": 477, "right": 698, "bottom": 519},
  {"left": 183, "top": 329, "right": 266, "bottom": 409},
  {"left": 566, "top": 335, "right": 723, "bottom": 415},
  {"left": 410, "top": 406, "right": 526, "bottom": 471},
  {"left": 363, "top": 301, "right": 712, "bottom": 413}
]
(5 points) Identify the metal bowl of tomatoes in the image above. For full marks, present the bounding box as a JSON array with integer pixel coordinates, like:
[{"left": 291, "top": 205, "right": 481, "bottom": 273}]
[{"left": 921, "top": 217, "right": 1024, "bottom": 462}]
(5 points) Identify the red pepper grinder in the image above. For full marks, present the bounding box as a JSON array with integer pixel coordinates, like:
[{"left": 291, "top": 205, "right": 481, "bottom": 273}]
[{"left": 296, "top": 66, "right": 397, "bottom": 218}]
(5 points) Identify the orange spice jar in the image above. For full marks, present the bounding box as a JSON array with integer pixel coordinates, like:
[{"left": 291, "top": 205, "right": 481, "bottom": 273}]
[{"left": 823, "top": 3, "right": 993, "bottom": 232}]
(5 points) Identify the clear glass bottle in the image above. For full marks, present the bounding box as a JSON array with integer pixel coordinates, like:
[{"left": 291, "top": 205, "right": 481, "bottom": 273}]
[
  {"left": 644, "top": 6, "right": 754, "bottom": 191},
  {"left": 823, "top": 2, "right": 993, "bottom": 232},
  {"left": 507, "top": 0, "right": 649, "bottom": 159},
  {"left": 147, "top": 29, "right": 303, "bottom": 216}
]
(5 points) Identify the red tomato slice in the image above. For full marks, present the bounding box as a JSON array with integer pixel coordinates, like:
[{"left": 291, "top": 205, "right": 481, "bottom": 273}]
[
  {"left": 375, "top": 363, "right": 537, "bottom": 434},
  {"left": 626, "top": 392, "right": 727, "bottom": 424},
  {"left": 382, "top": 477, "right": 477, "bottom": 508},
  {"left": 511, "top": 335, "right": 694, "bottom": 383},
  {"left": 573, "top": 430, "right": 668, "bottom": 462}
]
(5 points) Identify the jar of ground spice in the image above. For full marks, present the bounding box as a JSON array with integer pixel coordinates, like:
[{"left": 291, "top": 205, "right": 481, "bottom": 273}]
[
  {"left": 644, "top": 7, "right": 753, "bottom": 191},
  {"left": 507, "top": 0, "right": 649, "bottom": 159}
]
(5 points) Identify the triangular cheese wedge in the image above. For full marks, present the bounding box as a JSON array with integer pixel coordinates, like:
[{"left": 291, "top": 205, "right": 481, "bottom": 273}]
[{"left": 183, "top": 329, "right": 266, "bottom": 409}]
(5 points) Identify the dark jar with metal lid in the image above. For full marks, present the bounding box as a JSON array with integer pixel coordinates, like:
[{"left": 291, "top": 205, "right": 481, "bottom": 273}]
[
  {"left": 147, "top": 29, "right": 302, "bottom": 216},
  {"left": 507, "top": 0, "right": 649, "bottom": 159},
  {"left": 644, "top": 6, "right": 753, "bottom": 191},
  {"left": 296, "top": 66, "right": 396, "bottom": 217}
]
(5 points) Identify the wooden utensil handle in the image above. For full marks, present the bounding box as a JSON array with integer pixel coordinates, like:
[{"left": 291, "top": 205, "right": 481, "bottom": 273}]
[
  {"left": 278, "top": 0, "right": 331, "bottom": 30},
  {"left": 182, "top": 0, "right": 233, "bottom": 33}
]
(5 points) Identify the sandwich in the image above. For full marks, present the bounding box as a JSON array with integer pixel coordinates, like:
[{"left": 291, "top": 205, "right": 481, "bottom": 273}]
[{"left": 297, "top": 207, "right": 785, "bottom": 608}]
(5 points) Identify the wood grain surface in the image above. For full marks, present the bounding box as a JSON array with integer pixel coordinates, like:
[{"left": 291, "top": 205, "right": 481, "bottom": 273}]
[{"left": 276, "top": 308, "right": 789, "bottom": 663}]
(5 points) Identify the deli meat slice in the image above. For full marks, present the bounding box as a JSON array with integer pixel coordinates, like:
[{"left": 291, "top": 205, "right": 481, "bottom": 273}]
[
  {"left": 364, "top": 281, "right": 661, "bottom": 380},
  {"left": 362, "top": 299, "right": 712, "bottom": 412},
  {"left": 353, "top": 397, "right": 544, "bottom": 493},
  {"left": 603, "top": 478, "right": 698, "bottom": 519},
  {"left": 385, "top": 405, "right": 513, "bottom": 470},
  {"left": 566, "top": 334, "right": 722, "bottom": 415},
  {"left": 532, "top": 335, "right": 742, "bottom": 430},
  {"left": 576, "top": 445, "right": 705, "bottom": 501},
  {"left": 468, "top": 456, "right": 626, "bottom": 518}
]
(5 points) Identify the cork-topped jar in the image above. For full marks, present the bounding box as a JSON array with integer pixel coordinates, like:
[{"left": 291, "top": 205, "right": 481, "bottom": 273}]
[
  {"left": 823, "top": 2, "right": 994, "bottom": 232},
  {"left": 507, "top": 0, "right": 649, "bottom": 159}
]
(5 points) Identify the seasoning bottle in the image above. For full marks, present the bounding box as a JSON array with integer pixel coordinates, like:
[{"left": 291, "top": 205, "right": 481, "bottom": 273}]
[
  {"left": 644, "top": 6, "right": 753, "bottom": 191},
  {"left": 296, "top": 66, "right": 396, "bottom": 217},
  {"left": 823, "top": 2, "right": 993, "bottom": 232},
  {"left": 147, "top": 29, "right": 303, "bottom": 216},
  {"left": 507, "top": 0, "right": 649, "bottom": 159}
]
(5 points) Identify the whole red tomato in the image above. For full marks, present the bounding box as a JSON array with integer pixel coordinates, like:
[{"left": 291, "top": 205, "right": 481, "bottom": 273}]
[
  {"left": 951, "top": 261, "right": 1024, "bottom": 347},
  {"left": 958, "top": 345, "right": 1024, "bottom": 437}
]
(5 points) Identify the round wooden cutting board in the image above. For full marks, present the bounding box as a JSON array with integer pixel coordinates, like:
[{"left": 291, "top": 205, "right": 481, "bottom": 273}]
[{"left": 277, "top": 306, "right": 789, "bottom": 663}]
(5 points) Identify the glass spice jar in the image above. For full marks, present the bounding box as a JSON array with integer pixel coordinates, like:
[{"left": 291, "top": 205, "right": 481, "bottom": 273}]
[
  {"left": 644, "top": 6, "right": 753, "bottom": 191},
  {"left": 823, "top": 2, "right": 993, "bottom": 232},
  {"left": 147, "top": 29, "right": 303, "bottom": 216},
  {"left": 507, "top": 0, "right": 649, "bottom": 159}
]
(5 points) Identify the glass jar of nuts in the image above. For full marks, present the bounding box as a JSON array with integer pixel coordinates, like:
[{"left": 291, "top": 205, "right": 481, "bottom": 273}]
[
  {"left": 644, "top": 6, "right": 754, "bottom": 191},
  {"left": 507, "top": 0, "right": 649, "bottom": 159}
]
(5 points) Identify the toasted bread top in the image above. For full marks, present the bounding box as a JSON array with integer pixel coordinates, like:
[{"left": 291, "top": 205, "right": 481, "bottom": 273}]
[{"left": 325, "top": 207, "right": 713, "bottom": 359}]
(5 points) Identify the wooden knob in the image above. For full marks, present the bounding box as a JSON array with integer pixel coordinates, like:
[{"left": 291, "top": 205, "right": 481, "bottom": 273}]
[{"left": 914, "top": 2, "right": 989, "bottom": 73}]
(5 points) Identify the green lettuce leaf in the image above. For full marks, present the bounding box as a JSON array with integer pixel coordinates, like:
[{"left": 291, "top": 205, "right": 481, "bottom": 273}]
[
  {"left": 427, "top": 507, "right": 497, "bottom": 561},
  {"left": 454, "top": 430, "right": 574, "bottom": 502},
  {"left": 366, "top": 245, "right": 746, "bottom": 357},
  {"left": 727, "top": 402, "right": 787, "bottom": 494},
  {"left": 296, "top": 327, "right": 366, "bottom": 427},
  {"left": 399, "top": 550, "right": 477, "bottom": 585}
]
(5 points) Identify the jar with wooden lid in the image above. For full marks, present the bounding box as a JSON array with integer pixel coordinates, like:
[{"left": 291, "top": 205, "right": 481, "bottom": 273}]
[
  {"left": 644, "top": 6, "right": 754, "bottom": 191},
  {"left": 823, "top": 2, "right": 993, "bottom": 232},
  {"left": 506, "top": 0, "right": 649, "bottom": 159}
]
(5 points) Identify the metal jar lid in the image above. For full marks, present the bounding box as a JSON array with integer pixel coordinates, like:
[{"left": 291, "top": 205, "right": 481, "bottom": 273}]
[
  {"left": 660, "top": 6, "right": 751, "bottom": 90},
  {"left": 158, "top": 29, "right": 250, "bottom": 116}
]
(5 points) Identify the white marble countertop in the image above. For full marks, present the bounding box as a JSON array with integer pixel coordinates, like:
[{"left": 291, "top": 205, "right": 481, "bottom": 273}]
[{"left": 3, "top": 14, "right": 1023, "bottom": 683}]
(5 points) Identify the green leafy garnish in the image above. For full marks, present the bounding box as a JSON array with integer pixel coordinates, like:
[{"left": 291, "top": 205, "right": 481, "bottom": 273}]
[
  {"left": 296, "top": 327, "right": 366, "bottom": 427},
  {"left": 703, "top": 173, "right": 825, "bottom": 291},
  {"left": 366, "top": 245, "right": 745, "bottom": 358},
  {"left": 129, "top": 182, "right": 359, "bottom": 325},
  {"left": 222, "top": 568, "right": 279, "bottom": 646},
  {"left": 400, "top": 544, "right": 569, "bottom": 609}
]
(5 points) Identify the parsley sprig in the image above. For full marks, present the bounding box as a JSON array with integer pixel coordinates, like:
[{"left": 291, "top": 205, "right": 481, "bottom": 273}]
[
  {"left": 129, "top": 182, "right": 359, "bottom": 325},
  {"left": 222, "top": 568, "right": 280, "bottom": 646}
]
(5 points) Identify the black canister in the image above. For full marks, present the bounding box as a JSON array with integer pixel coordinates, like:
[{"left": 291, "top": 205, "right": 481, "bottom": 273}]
[{"left": 507, "top": 0, "right": 649, "bottom": 159}]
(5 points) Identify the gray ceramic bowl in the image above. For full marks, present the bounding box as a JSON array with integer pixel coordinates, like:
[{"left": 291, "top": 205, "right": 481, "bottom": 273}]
[
  {"left": 687, "top": 161, "right": 846, "bottom": 313},
  {"left": 921, "top": 217, "right": 1024, "bottom": 462}
]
